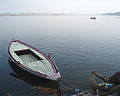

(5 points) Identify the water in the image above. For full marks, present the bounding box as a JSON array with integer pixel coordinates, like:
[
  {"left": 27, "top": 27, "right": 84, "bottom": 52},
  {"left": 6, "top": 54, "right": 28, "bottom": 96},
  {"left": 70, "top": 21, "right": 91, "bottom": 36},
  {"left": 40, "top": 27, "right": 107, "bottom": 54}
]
[{"left": 0, "top": 15, "right": 120, "bottom": 96}]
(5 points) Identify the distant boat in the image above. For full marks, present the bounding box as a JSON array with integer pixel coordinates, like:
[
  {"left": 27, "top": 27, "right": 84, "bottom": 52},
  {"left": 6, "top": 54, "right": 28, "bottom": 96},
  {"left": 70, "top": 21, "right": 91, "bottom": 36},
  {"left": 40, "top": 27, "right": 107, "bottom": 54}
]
[
  {"left": 8, "top": 39, "right": 61, "bottom": 81},
  {"left": 90, "top": 17, "right": 96, "bottom": 19}
]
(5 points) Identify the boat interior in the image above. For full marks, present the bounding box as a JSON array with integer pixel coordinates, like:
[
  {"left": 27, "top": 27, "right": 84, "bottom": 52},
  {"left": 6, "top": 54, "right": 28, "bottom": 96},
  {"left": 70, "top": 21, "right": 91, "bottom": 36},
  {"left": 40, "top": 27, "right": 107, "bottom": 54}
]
[{"left": 10, "top": 42, "right": 55, "bottom": 76}]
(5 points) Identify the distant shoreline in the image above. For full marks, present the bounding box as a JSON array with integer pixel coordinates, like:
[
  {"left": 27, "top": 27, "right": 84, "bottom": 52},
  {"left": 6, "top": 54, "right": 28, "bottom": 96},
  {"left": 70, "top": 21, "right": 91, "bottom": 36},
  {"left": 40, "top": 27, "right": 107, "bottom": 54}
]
[
  {"left": 102, "top": 12, "right": 120, "bottom": 16},
  {"left": 1, "top": 12, "right": 120, "bottom": 16},
  {"left": 0, "top": 13, "right": 66, "bottom": 16},
  {"left": 0, "top": 13, "right": 96, "bottom": 16}
]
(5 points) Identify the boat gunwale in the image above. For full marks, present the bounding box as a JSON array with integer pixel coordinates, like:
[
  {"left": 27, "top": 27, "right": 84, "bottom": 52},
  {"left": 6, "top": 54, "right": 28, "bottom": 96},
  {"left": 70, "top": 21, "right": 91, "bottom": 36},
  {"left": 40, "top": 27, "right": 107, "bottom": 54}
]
[{"left": 8, "top": 39, "right": 60, "bottom": 81}]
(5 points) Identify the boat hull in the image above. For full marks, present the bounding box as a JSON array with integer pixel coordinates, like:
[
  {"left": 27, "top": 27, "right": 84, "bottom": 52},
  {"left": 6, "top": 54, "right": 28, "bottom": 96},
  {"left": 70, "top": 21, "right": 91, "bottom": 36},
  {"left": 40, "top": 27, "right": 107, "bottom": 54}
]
[
  {"left": 9, "top": 58, "right": 60, "bottom": 82},
  {"left": 8, "top": 39, "right": 61, "bottom": 81}
]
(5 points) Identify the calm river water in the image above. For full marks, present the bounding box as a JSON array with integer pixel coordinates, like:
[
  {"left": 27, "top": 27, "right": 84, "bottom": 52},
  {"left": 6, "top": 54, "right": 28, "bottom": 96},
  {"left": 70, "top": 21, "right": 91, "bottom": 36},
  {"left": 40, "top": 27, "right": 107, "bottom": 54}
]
[{"left": 0, "top": 15, "right": 120, "bottom": 96}]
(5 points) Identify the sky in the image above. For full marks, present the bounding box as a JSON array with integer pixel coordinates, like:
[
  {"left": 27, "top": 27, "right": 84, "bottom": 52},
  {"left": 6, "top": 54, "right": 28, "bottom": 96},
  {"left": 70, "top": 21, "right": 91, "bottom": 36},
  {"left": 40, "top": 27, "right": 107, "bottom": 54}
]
[{"left": 0, "top": 0, "right": 120, "bottom": 14}]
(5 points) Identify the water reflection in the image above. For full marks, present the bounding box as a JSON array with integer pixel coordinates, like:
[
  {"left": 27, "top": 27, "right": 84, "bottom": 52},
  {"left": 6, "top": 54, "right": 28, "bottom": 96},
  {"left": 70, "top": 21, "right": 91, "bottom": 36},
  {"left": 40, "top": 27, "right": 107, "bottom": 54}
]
[{"left": 8, "top": 58, "right": 61, "bottom": 96}]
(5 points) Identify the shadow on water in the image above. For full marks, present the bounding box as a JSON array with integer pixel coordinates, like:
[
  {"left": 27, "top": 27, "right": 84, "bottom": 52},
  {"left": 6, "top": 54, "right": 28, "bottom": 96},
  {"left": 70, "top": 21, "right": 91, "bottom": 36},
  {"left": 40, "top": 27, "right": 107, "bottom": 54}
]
[{"left": 8, "top": 58, "right": 61, "bottom": 96}]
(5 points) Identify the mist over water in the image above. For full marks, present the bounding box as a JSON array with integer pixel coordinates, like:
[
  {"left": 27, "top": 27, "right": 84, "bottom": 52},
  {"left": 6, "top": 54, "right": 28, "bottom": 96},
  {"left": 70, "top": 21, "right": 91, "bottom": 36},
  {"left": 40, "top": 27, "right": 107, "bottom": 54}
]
[{"left": 0, "top": 15, "right": 120, "bottom": 95}]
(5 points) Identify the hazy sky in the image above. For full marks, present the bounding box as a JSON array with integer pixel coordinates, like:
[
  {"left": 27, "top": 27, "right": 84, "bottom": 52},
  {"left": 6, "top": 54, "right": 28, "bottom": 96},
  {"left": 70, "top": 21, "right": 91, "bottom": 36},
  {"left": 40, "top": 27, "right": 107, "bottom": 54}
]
[{"left": 0, "top": 0, "right": 120, "bottom": 13}]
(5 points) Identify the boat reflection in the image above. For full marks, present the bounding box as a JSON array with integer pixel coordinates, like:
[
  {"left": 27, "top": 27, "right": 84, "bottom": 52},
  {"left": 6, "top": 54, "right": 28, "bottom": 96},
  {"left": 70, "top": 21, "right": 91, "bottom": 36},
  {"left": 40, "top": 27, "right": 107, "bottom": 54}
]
[{"left": 8, "top": 58, "right": 61, "bottom": 96}]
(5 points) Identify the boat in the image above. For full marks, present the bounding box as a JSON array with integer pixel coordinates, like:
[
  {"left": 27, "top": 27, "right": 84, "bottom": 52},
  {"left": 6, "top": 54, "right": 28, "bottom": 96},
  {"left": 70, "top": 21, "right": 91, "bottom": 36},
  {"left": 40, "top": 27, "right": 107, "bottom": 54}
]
[
  {"left": 8, "top": 38, "right": 61, "bottom": 81},
  {"left": 90, "top": 17, "right": 96, "bottom": 19}
]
